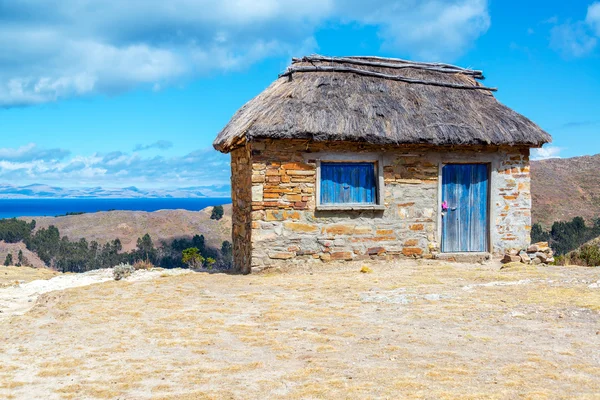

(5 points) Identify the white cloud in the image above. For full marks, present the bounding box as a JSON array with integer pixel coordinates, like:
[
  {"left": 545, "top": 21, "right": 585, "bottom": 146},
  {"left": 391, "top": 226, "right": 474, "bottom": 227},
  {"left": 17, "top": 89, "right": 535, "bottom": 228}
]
[
  {"left": 0, "top": 0, "right": 490, "bottom": 107},
  {"left": 531, "top": 145, "right": 562, "bottom": 161},
  {"left": 344, "top": 0, "right": 490, "bottom": 60},
  {"left": 0, "top": 144, "right": 230, "bottom": 187},
  {"left": 550, "top": 21, "right": 597, "bottom": 57},
  {"left": 587, "top": 2, "right": 600, "bottom": 35},
  {"left": 549, "top": 2, "right": 600, "bottom": 58}
]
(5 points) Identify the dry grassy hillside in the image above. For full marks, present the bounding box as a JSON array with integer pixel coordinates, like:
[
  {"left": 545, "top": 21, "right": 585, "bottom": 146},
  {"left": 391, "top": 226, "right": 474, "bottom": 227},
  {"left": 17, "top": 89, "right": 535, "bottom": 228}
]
[
  {"left": 0, "top": 241, "right": 46, "bottom": 269},
  {"left": 20, "top": 205, "right": 232, "bottom": 253},
  {"left": 532, "top": 154, "right": 600, "bottom": 228}
]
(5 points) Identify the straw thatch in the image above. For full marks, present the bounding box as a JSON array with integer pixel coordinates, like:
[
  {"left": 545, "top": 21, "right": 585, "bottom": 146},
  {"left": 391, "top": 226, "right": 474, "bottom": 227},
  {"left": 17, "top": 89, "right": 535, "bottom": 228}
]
[{"left": 214, "top": 55, "right": 551, "bottom": 153}]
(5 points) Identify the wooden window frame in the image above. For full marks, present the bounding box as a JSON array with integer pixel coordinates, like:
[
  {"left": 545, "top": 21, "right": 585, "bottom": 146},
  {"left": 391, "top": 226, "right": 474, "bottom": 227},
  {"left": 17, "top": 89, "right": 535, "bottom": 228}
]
[{"left": 312, "top": 153, "right": 385, "bottom": 211}]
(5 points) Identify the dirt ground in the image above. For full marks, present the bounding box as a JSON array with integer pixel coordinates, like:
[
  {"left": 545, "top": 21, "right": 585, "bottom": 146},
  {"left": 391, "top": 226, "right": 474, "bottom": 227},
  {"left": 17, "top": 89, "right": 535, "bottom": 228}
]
[
  {"left": 0, "top": 266, "right": 58, "bottom": 288},
  {"left": 1, "top": 260, "right": 599, "bottom": 399}
]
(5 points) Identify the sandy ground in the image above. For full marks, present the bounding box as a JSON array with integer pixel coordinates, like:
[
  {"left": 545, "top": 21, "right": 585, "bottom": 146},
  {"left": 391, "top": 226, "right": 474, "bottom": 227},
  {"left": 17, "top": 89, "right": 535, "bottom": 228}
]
[
  {"left": 0, "top": 267, "right": 192, "bottom": 322},
  {"left": 0, "top": 261, "right": 599, "bottom": 399}
]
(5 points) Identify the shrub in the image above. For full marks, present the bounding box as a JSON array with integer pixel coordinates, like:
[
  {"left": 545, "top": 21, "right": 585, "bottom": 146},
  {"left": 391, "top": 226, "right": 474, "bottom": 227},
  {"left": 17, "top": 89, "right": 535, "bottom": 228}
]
[
  {"left": 182, "top": 247, "right": 204, "bottom": 269},
  {"left": 210, "top": 205, "right": 224, "bottom": 220},
  {"left": 113, "top": 263, "right": 135, "bottom": 280},
  {"left": 133, "top": 260, "right": 154, "bottom": 270},
  {"left": 4, "top": 253, "right": 13, "bottom": 266},
  {"left": 574, "top": 245, "right": 600, "bottom": 267}
]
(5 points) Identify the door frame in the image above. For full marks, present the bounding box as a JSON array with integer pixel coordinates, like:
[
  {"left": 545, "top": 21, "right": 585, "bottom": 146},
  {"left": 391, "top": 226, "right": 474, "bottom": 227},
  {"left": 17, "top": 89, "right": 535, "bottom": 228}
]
[{"left": 437, "top": 161, "right": 493, "bottom": 254}]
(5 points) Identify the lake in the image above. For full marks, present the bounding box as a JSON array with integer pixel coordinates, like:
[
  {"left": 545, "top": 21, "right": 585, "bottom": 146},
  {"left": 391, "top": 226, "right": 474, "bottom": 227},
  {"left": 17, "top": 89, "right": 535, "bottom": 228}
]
[{"left": 0, "top": 198, "right": 231, "bottom": 219}]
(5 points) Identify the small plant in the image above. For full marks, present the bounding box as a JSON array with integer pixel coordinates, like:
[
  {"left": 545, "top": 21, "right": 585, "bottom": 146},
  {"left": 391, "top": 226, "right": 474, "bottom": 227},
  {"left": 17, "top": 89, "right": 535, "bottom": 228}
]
[
  {"left": 133, "top": 260, "right": 154, "bottom": 270},
  {"left": 3, "top": 253, "right": 13, "bottom": 266},
  {"left": 113, "top": 263, "right": 135, "bottom": 280},
  {"left": 360, "top": 265, "right": 373, "bottom": 274}
]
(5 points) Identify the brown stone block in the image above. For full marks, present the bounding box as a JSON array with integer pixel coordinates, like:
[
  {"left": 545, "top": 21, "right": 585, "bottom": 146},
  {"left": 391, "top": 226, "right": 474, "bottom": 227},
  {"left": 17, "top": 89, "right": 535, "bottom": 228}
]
[
  {"left": 293, "top": 202, "right": 308, "bottom": 209},
  {"left": 282, "top": 162, "right": 313, "bottom": 170},
  {"left": 266, "top": 176, "right": 281, "bottom": 183},
  {"left": 252, "top": 163, "right": 266, "bottom": 171},
  {"left": 409, "top": 224, "right": 424, "bottom": 231},
  {"left": 263, "top": 193, "right": 280, "bottom": 199},
  {"left": 322, "top": 224, "right": 355, "bottom": 235},
  {"left": 265, "top": 169, "right": 281, "bottom": 176},
  {"left": 281, "top": 174, "right": 291, "bottom": 183},
  {"left": 320, "top": 253, "right": 332, "bottom": 262},
  {"left": 285, "top": 194, "right": 303, "bottom": 202},
  {"left": 397, "top": 202, "right": 415, "bottom": 207},
  {"left": 503, "top": 195, "right": 518, "bottom": 200},
  {"left": 331, "top": 251, "right": 353, "bottom": 260},
  {"left": 354, "top": 226, "right": 372, "bottom": 235},
  {"left": 367, "top": 247, "right": 386, "bottom": 256},
  {"left": 404, "top": 239, "right": 419, "bottom": 246},
  {"left": 284, "top": 222, "right": 319, "bottom": 233},
  {"left": 290, "top": 177, "right": 315, "bottom": 183},
  {"left": 252, "top": 174, "right": 265, "bottom": 183},
  {"left": 269, "top": 252, "right": 295, "bottom": 260},
  {"left": 287, "top": 170, "right": 315, "bottom": 176},
  {"left": 402, "top": 248, "right": 423, "bottom": 257}
]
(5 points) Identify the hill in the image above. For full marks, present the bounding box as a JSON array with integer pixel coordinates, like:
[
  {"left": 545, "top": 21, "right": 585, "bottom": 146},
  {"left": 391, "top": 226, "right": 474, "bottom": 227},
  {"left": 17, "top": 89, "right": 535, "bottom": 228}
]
[
  {"left": 19, "top": 205, "right": 232, "bottom": 253},
  {"left": 532, "top": 154, "right": 600, "bottom": 228}
]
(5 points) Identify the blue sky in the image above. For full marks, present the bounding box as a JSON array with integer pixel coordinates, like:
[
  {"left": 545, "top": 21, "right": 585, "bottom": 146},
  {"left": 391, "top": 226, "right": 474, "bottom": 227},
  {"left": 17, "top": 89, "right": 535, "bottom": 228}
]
[{"left": 0, "top": 0, "right": 599, "bottom": 189}]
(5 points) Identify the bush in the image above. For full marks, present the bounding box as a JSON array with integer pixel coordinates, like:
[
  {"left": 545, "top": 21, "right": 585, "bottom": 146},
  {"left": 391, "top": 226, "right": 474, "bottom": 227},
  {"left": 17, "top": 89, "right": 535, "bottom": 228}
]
[
  {"left": 113, "top": 263, "right": 135, "bottom": 280},
  {"left": 133, "top": 260, "right": 154, "bottom": 270},
  {"left": 210, "top": 205, "right": 224, "bottom": 220}
]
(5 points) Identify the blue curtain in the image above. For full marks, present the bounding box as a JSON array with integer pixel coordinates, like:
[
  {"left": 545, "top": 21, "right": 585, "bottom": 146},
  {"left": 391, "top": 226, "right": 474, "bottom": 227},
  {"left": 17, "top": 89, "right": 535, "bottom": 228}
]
[{"left": 320, "top": 162, "right": 376, "bottom": 204}]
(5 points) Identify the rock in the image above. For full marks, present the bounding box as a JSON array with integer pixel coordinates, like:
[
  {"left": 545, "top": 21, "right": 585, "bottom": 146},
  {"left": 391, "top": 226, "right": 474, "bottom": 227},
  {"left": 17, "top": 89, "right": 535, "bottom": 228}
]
[
  {"left": 520, "top": 254, "right": 530, "bottom": 264},
  {"left": 527, "top": 245, "right": 540, "bottom": 253},
  {"left": 532, "top": 258, "right": 542, "bottom": 265},
  {"left": 536, "top": 252, "right": 548, "bottom": 262},
  {"left": 533, "top": 242, "right": 549, "bottom": 248},
  {"left": 502, "top": 254, "right": 521, "bottom": 264}
]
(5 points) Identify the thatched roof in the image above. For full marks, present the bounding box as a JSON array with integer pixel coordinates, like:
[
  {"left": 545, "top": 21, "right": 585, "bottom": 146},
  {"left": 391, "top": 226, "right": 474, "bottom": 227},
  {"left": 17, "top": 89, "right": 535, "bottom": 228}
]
[{"left": 214, "top": 55, "right": 551, "bottom": 153}]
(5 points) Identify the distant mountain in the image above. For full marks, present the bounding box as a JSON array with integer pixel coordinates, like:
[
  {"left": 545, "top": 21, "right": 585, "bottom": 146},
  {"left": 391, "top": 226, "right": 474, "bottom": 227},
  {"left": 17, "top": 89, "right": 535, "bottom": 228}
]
[
  {"left": 532, "top": 154, "right": 600, "bottom": 228},
  {"left": 0, "top": 183, "right": 231, "bottom": 199}
]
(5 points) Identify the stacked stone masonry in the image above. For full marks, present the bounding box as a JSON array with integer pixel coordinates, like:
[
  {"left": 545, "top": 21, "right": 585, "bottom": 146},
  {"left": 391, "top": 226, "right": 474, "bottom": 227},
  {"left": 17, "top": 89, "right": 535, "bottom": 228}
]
[{"left": 230, "top": 139, "right": 531, "bottom": 273}]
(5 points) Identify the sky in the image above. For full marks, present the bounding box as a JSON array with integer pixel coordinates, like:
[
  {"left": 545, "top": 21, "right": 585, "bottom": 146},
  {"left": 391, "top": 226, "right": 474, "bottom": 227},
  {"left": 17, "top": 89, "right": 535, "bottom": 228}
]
[{"left": 0, "top": 0, "right": 599, "bottom": 189}]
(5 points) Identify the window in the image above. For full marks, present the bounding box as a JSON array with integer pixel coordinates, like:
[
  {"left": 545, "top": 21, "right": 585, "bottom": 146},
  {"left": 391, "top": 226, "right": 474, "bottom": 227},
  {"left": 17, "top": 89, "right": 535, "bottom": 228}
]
[{"left": 317, "top": 159, "right": 384, "bottom": 210}]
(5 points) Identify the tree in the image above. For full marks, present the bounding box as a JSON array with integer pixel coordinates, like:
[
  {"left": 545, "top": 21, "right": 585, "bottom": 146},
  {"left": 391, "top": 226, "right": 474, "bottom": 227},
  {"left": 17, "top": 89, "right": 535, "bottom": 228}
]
[
  {"left": 17, "top": 249, "right": 30, "bottom": 267},
  {"left": 210, "top": 205, "right": 224, "bottom": 220},
  {"left": 4, "top": 253, "right": 13, "bottom": 266},
  {"left": 136, "top": 234, "right": 156, "bottom": 263},
  {"left": 182, "top": 247, "right": 204, "bottom": 269},
  {"left": 221, "top": 240, "right": 233, "bottom": 267}
]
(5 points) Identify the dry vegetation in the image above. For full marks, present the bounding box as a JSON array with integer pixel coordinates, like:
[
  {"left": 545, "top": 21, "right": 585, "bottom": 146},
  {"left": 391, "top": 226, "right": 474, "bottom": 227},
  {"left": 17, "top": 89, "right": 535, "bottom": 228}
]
[
  {"left": 0, "top": 266, "right": 58, "bottom": 288},
  {"left": 1, "top": 260, "right": 599, "bottom": 399},
  {"left": 532, "top": 154, "right": 600, "bottom": 227}
]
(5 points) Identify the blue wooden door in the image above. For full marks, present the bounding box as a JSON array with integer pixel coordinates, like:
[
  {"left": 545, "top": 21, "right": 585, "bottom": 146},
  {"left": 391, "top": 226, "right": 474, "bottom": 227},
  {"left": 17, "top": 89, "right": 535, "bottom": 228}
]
[{"left": 442, "top": 164, "right": 489, "bottom": 252}]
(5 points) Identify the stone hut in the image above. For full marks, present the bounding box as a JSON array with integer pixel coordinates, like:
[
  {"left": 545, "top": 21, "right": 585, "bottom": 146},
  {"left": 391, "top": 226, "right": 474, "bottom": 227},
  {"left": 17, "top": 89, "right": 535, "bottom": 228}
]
[{"left": 213, "top": 55, "right": 552, "bottom": 273}]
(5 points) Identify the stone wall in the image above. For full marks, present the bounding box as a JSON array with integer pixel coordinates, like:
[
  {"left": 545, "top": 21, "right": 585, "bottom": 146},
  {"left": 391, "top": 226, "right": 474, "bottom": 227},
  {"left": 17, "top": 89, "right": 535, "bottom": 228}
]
[
  {"left": 230, "top": 144, "right": 253, "bottom": 274},
  {"left": 494, "top": 149, "right": 531, "bottom": 251},
  {"left": 232, "top": 139, "right": 531, "bottom": 272}
]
